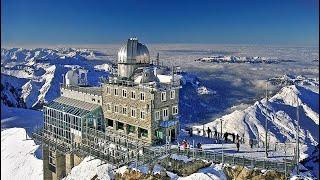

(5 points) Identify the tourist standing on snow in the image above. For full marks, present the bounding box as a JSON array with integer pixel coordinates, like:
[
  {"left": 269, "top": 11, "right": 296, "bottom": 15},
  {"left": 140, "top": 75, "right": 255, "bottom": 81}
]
[
  {"left": 236, "top": 141, "right": 240, "bottom": 152},
  {"left": 207, "top": 127, "right": 212, "bottom": 138},
  {"left": 214, "top": 129, "right": 217, "bottom": 139},
  {"left": 249, "top": 139, "right": 253, "bottom": 148}
]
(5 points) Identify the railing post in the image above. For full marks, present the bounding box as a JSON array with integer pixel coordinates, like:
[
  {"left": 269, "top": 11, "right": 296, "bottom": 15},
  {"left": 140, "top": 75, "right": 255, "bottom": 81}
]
[
  {"left": 233, "top": 155, "right": 235, "bottom": 165},
  {"left": 222, "top": 152, "right": 224, "bottom": 165},
  {"left": 242, "top": 156, "right": 245, "bottom": 166}
]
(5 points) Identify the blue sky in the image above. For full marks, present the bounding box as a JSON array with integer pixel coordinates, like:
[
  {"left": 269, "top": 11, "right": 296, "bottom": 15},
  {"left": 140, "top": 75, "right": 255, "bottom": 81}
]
[{"left": 1, "top": 0, "right": 319, "bottom": 46}]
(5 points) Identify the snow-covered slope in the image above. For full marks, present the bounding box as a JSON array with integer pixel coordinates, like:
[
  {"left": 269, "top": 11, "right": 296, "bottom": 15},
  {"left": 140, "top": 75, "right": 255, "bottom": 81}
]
[
  {"left": 63, "top": 156, "right": 114, "bottom": 180},
  {"left": 1, "top": 48, "right": 112, "bottom": 108},
  {"left": 194, "top": 83, "right": 319, "bottom": 161},
  {"left": 1, "top": 128, "right": 43, "bottom": 180},
  {"left": 1, "top": 105, "right": 44, "bottom": 180}
]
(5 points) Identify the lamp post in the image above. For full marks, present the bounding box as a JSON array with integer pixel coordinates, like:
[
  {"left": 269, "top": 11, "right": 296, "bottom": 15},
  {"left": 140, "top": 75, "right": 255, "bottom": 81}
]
[
  {"left": 265, "top": 82, "right": 269, "bottom": 158},
  {"left": 220, "top": 119, "right": 224, "bottom": 164},
  {"left": 296, "top": 96, "right": 300, "bottom": 176}
]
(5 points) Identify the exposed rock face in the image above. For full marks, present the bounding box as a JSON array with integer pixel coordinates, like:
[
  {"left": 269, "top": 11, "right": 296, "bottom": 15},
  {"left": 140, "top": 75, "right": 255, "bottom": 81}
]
[
  {"left": 115, "top": 166, "right": 169, "bottom": 180},
  {"left": 158, "top": 156, "right": 211, "bottom": 177},
  {"left": 223, "top": 165, "right": 286, "bottom": 180}
]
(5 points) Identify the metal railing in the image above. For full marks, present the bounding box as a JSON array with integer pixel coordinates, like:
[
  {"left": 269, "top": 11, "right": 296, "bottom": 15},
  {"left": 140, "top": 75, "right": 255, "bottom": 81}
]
[
  {"left": 32, "top": 127, "right": 295, "bottom": 175},
  {"left": 169, "top": 147, "right": 294, "bottom": 174}
]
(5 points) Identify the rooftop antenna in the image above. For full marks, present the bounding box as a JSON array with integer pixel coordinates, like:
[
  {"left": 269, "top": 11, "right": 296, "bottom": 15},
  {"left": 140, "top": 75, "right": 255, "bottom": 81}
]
[
  {"left": 156, "top": 53, "right": 160, "bottom": 66},
  {"left": 172, "top": 66, "right": 174, "bottom": 85},
  {"left": 296, "top": 95, "right": 300, "bottom": 176},
  {"left": 265, "top": 81, "right": 268, "bottom": 158}
]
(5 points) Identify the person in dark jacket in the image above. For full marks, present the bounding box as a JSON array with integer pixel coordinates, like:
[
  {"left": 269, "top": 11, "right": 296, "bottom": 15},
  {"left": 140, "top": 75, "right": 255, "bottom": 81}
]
[
  {"left": 249, "top": 139, "right": 253, "bottom": 148},
  {"left": 236, "top": 141, "right": 240, "bottom": 152},
  {"left": 207, "top": 127, "right": 212, "bottom": 138},
  {"left": 214, "top": 129, "right": 217, "bottom": 139},
  {"left": 224, "top": 132, "right": 228, "bottom": 142}
]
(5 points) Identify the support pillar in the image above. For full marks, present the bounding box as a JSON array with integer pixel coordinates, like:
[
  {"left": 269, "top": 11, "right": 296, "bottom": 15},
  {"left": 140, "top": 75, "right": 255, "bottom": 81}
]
[{"left": 43, "top": 145, "right": 53, "bottom": 180}]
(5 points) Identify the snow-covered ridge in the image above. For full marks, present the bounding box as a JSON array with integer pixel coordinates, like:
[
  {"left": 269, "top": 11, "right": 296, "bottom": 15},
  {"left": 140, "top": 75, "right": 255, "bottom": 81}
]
[
  {"left": 195, "top": 55, "right": 285, "bottom": 64},
  {"left": 194, "top": 81, "right": 319, "bottom": 163},
  {"left": 1, "top": 48, "right": 111, "bottom": 108}
]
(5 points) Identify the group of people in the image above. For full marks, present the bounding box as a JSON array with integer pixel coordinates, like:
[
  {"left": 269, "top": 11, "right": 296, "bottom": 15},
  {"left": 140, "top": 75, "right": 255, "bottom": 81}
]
[
  {"left": 178, "top": 139, "right": 202, "bottom": 152},
  {"left": 205, "top": 127, "right": 242, "bottom": 152}
]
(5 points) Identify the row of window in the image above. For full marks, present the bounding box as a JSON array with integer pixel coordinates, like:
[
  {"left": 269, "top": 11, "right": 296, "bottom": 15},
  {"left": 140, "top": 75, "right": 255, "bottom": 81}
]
[
  {"left": 154, "top": 106, "right": 178, "bottom": 120},
  {"left": 107, "top": 104, "right": 146, "bottom": 119},
  {"left": 106, "top": 119, "right": 149, "bottom": 138},
  {"left": 161, "top": 90, "right": 175, "bottom": 101},
  {"left": 106, "top": 87, "right": 146, "bottom": 101},
  {"left": 106, "top": 104, "right": 178, "bottom": 120},
  {"left": 106, "top": 87, "right": 176, "bottom": 101}
]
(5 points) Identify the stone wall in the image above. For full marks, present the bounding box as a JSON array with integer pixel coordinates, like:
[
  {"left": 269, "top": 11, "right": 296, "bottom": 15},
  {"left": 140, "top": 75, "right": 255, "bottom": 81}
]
[{"left": 101, "top": 83, "right": 180, "bottom": 144}]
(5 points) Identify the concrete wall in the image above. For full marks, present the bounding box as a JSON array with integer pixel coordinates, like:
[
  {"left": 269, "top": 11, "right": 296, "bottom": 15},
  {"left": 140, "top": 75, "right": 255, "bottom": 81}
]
[
  {"left": 43, "top": 148, "right": 84, "bottom": 180},
  {"left": 65, "top": 154, "right": 74, "bottom": 175},
  {"left": 61, "top": 88, "right": 102, "bottom": 105},
  {"left": 43, "top": 146, "right": 53, "bottom": 180},
  {"left": 55, "top": 151, "right": 66, "bottom": 180}
]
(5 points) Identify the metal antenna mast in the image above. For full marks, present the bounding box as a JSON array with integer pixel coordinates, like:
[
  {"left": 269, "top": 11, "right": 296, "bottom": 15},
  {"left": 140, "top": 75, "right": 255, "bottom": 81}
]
[
  {"left": 156, "top": 53, "right": 160, "bottom": 66},
  {"left": 296, "top": 95, "right": 300, "bottom": 175},
  {"left": 265, "top": 82, "right": 268, "bottom": 158}
]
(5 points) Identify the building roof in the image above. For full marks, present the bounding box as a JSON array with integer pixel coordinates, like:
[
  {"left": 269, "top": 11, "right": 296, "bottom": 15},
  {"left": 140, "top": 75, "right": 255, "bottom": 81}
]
[{"left": 46, "top": 96, "right": 100, "bottom": 117}]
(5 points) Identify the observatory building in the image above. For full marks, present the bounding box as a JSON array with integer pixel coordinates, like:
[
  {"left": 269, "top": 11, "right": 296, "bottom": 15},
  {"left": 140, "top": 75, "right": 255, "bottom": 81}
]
[{"left": 38, "top": 38, "right": 181, "bottom": 180}]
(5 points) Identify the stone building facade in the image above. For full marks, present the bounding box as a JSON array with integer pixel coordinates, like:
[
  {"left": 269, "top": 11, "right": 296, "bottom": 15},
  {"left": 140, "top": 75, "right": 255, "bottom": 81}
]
[{"left": 41, "top": 38, "right": 181, "bottom": 179}]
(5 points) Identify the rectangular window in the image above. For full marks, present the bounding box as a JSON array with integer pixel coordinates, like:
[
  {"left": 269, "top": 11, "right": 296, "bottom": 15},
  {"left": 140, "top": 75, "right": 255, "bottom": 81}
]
[
  {"left": 122, "top": 89, "right": 127, "bottom": 98},
  {"left": 107, "top": 103, "right": 111, "bottom": 111},
  {"left": 140, "top": 92, "right": 145, "bottom": 101},
  {"left": 114, "top": 105, "right": 119, "bottom": 113},
  {"left": 128, "top": 125, "right": 135, "bottom": 134},
  {"left": 131, "top": 91, "right": 136, "bottom": 99},
  {"left": 172, "top": 106, "right": 178, "bottom": 115},
  {"left": 140, "top": 128, "right": 148, "bottom": 138},
  {"left": 131, "top": 108, "right": 136, "bottom": 118},
  {"left": 114, "top": 88, "right": 119, "bottom": 96},
  {"left": 107, "top": 119, "right": 113, "bottom": 127},
  {"left": 117, "top": 121, "right": 124, "bottom": 130},
  {"left": 170, "top": 90, "right": 175, "bottom": 99},
  {"left": 155, "top": 111, "right": 160, "bottom": 120},
  {"left": 106, "top": 87, "right": 111, "bottom": 94},
  {"left": 161, "top": 92, "right": 166, "bottom": 101},
  {"left": 122, "top": 107, "right": 127, "bottom": 115},
  {"left": 163, "top": 108, "right": 168, "bottom": 118},
  {"left": 140, "top": 111, "right": 145, "bottom": 119}
]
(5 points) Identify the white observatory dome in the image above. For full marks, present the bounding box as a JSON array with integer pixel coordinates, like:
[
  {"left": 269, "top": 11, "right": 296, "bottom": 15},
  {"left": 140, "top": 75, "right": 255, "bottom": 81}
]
[
  {"left": 117, "top": 38, "right": 150, "bottom": 78},
  {"left": 118, "top": 37, "right": 150, "bottom": 64},
  {"left": 65, "top": 69, "right": 79, "bottom": 86}
]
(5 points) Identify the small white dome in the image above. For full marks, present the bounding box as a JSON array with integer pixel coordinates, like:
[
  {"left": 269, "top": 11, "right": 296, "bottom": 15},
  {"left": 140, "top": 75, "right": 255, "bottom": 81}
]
[{"left": 65, "top": 70, "right": 79, "bottom": 85}]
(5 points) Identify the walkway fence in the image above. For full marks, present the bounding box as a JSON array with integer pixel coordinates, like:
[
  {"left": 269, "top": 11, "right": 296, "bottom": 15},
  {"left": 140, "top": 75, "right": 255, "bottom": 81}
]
[{"left": 32, "top": 127, "right": 295, "bottom": 175}]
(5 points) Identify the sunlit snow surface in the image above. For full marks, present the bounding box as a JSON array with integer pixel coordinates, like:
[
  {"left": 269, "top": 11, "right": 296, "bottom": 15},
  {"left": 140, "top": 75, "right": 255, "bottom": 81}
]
[
  {"left": 1, "top": 44, "right": 319, "bottom": 179},
  {"left": 1, "top": 128, "right": 43, "bottom": 180}
]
